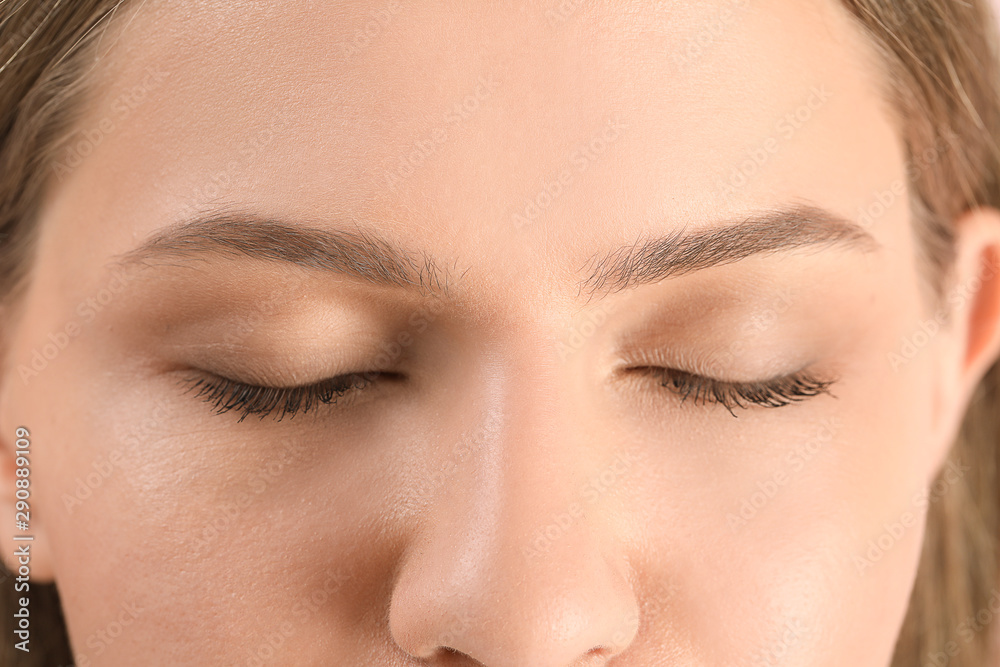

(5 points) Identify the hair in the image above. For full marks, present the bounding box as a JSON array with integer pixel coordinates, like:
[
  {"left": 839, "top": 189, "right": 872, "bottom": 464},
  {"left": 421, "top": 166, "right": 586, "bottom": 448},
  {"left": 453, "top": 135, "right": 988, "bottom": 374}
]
[
  {"left": 837, "top": 3, "right": 1000, "bottom": 665},
  {"left": 0, "top": 0, "right": 998, "bottom": 664}
]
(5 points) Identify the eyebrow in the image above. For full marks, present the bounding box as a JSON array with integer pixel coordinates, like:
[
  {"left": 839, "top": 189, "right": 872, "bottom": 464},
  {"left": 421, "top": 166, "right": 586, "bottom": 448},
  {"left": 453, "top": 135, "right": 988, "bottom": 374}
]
[
  {"left": 114, "top": 211, "right": 455, "bottom": 296},
  {"left": 577, "top": 203, "right": 878, "bottom": 300},
  {"left": 115, "top": 203, "right": 877, "bottom": 301}
]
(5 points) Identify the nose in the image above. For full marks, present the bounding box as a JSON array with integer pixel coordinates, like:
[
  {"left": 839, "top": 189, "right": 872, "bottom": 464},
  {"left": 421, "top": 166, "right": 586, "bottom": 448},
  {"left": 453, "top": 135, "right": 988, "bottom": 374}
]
[{"left": 388, "top": 348, "right": 640, "bottom": 666}]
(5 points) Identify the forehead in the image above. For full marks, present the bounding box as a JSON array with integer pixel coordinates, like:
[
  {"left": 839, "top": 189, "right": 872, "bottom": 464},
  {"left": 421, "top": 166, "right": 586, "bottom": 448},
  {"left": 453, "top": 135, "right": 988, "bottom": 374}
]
[{"left": 47, "top": 0, "right": 903, "bottom": 297}]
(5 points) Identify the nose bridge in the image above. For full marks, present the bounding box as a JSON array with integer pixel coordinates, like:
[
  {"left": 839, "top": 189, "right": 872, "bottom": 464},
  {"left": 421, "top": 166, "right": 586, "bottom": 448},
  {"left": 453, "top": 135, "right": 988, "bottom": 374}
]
[
  {"left": 503, "top": 326, "right": 583, "bottom": 501},
  {"left": 388, "top": 326, "right": 640, "bottom": 666},
  {"left": 470, "top": 318, "right": 609, "bottom": 568}
]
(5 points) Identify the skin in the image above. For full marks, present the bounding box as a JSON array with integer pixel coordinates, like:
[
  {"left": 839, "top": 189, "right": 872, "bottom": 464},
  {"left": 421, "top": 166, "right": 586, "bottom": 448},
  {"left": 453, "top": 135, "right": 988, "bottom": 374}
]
[{"left": 1, "top": 0, "right": 1000, "bottom": 665}]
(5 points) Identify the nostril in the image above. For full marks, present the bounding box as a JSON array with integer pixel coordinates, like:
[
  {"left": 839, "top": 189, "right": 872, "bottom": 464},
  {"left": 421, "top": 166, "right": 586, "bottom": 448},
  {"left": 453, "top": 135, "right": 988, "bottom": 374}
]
[
  {"left": 582, "top": 645, "right": 616, "bottom": 666},
  {"left": 427, "top": 645, "right": 612, "bottom": 667},
  {"left": 429, "top": 645, "right": 485, "bottom": 666}
]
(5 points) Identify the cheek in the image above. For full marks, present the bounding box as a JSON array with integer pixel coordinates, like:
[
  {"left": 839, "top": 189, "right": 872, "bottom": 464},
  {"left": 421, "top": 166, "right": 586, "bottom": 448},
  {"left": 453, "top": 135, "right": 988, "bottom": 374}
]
[
  {"left": 20, "top": 346, "right": 406, "bottom": 663},
  {"left": 627, "top": 446, "right": 928, "bottom": 666},
  {"left": 620, "top": 354, "right": 936, "bottom": 665}
]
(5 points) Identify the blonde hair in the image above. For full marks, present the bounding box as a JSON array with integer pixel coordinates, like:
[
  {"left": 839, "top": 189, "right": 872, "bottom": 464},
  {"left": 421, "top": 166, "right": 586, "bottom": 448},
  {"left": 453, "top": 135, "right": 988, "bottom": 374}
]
[
  {"left": 836, "top": 2, "right": 1000, "bottom": 664},
  {"left": 0, "top": 1, "right": 998, "bottom": 665}
]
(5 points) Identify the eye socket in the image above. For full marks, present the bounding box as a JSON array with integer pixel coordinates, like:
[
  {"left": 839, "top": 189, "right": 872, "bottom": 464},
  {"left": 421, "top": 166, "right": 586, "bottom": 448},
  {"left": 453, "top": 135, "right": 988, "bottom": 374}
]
[
  {"left": 631, "top": 366, "right": 839, "bottom": 417},
  {"left": 180, "top": 370, "right": 393, "bottom": 422}
]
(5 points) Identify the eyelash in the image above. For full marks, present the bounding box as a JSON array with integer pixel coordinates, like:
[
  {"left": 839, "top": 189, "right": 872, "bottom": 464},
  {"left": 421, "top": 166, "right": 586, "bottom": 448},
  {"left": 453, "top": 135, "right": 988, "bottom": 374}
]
[
  {"left": 182, "top": 364, "right": 837, "bottom": 422},
  {"left": 181, "top": 371, "right": 386, "bottom": 422},
  {"left": 634, "top": 366, "right": 838, "bottom": 417}
]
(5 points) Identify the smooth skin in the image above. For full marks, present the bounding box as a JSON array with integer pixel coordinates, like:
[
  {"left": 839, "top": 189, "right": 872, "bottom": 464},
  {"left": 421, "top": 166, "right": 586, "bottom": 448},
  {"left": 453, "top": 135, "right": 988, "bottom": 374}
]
[{"left": 3, "top": 1, "right": 1000, "bottom": 665}]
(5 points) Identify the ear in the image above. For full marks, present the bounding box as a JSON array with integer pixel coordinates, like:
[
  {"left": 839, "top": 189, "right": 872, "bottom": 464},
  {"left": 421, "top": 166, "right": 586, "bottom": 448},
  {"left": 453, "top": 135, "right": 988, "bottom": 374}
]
[
  {"left": 927, "top": 206, "right": 1000, "bottom": 473},
  {"left": 0, "top": 425, "right": 56, "bottom": 583}
]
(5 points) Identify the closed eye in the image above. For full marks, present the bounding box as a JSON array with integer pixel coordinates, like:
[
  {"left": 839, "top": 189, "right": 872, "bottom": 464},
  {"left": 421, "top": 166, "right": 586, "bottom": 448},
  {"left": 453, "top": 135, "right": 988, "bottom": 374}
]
[
  {"left": 180, "top": 370, "right": 395, "bottom": 422},
  {"left": 630, "top": 366, "right": 839, "bottom": 417},
  {"left": 181, "top": 364, "right": 836, "bottom": 423}
]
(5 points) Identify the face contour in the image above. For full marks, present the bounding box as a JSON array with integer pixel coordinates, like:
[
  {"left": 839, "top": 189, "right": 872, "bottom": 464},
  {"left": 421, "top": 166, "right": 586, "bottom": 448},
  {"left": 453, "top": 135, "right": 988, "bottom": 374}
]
[{"left": 1, "top": 0, "right": 997, "bottom": 665}]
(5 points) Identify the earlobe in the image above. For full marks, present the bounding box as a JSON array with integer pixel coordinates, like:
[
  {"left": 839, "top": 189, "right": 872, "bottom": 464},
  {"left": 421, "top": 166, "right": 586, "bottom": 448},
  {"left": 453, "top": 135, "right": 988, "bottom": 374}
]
[{"left": 0, "top": 426, "right": 56, "bottom": 584}]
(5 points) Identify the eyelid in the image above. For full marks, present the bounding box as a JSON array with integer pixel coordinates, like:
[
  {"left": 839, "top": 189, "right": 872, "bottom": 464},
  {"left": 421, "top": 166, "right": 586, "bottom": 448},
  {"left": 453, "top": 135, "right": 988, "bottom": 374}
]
[
  {"left": 180, "top": 369, "right": 390, "bottom": 422},
  {"left": 629, "top": 365, "right": 839, "bottom": 417}
]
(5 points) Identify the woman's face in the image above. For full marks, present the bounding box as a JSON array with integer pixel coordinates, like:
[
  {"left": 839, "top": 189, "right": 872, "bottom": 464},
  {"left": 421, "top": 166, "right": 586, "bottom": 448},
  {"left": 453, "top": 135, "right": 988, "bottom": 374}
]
[{"left": 0, "top": 0, "right": 990, "bottom": 665}]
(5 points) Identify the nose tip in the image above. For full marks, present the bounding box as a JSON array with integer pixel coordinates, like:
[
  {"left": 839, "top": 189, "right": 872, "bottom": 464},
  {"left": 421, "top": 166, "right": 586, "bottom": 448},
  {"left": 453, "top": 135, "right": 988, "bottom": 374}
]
[{"left": 388, "top": 514, "right": 640, "bottom": 667}]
